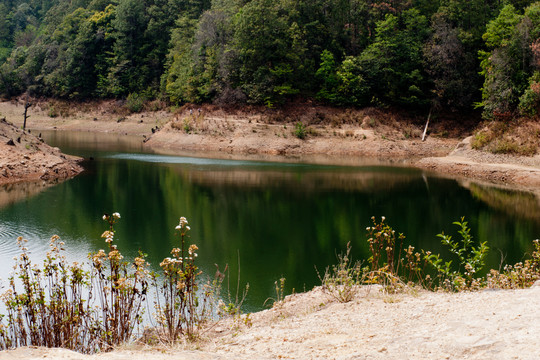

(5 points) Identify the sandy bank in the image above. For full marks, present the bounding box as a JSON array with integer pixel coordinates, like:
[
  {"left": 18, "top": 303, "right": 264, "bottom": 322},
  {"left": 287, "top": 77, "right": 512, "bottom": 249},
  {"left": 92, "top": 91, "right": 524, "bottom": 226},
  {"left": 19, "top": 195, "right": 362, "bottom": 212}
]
[
  {"left": 1, "top": 284, "right": 539, "bottom": 359},
  {"left": 2, "top": 100, "right": 540, "bottom": 190},
  {"left": 417, "top": 136, "right": 540, "bottom": 189}
]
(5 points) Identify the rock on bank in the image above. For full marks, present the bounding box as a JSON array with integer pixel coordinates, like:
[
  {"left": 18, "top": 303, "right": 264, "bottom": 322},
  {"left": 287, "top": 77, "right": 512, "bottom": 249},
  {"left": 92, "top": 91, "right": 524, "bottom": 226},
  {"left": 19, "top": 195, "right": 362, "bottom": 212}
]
[{"left": 0, "top": 118, "right": 83, "bottom": 185}]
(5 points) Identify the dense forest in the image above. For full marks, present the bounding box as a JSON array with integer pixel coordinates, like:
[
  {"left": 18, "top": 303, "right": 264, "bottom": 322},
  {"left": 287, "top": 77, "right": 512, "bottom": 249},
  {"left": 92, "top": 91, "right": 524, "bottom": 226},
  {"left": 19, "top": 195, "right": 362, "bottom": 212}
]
[{"left": 0, "top": 0, "right": 540, "bottom": 119}]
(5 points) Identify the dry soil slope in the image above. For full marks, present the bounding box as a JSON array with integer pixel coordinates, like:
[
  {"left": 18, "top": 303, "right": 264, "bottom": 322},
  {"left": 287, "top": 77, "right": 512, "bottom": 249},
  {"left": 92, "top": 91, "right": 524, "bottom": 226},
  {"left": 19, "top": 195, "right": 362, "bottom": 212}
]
[{"left": 0, "top": 118, "right": 83, "bottom": 185}]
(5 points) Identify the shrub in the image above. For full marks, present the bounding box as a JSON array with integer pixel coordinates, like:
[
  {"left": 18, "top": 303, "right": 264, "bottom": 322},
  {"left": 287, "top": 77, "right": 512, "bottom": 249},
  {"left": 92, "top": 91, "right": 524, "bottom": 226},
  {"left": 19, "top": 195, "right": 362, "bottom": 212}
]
[
  {"left": 91, "top": 213, "right": 150, "bottom": 349},
  {"left": 183, "top": 118, "right": 192, "bottom": 133},
  {"left": 518, "top": 86, "right": 540, "bottom": 117},
  {"left": 47, "top": 104, "right": 58, "bottom": 118},
  {"left": 471, "top": 130, "right": 494, "bottom": 149},
  {"left": 486, "top": 239, "right": 540, "bottom": 289},
  {"left": 365, "top": 216, "right": 405, "bottom": 276},
  {"left": 317, "top": 242, "right": 364, "bottom": 303},
  {"left": 490, "top": 138, "right": 521, "bottom": 154},
  {"left": 0, "top": 236, "right": 96, "bottom": 351},
  {"left": 0, "top": 213, "right": 150, "bottom": 352},
  {"left": 126, "top": 93, "right": 145, "bottom": 113},
  {"left": 322, "top": 216, "right": 513, "bottom": 297},
  {"left": 153, "top": 217, "right": 212, "bottom": 340},
  {"left": 0, "top": 213, "right": 230, "bottom": 352},
  {"left": 293, "top": 122, "right": 306, "bottom": 139},
  {"left": 424, "top": 217, "right": 489, "bottom": 291}
]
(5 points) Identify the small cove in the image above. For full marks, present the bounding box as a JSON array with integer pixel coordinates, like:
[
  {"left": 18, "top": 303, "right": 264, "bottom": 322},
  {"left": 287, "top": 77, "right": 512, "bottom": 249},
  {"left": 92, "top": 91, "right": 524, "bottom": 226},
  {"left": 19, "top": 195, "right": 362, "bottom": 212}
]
[{"left": 0, "top": 130, "right": 539, "bottom": 311}]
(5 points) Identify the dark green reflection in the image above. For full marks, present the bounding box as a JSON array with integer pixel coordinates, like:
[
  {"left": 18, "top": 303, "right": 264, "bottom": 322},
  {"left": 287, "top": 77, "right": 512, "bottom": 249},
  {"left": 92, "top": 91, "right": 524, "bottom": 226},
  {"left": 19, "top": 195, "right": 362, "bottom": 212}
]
[
  {"left": 1, "top": 139, "right": 540, "bottom": 311},
  {"left": 0, "top": 132, "right": 540, "bottom": 310}
]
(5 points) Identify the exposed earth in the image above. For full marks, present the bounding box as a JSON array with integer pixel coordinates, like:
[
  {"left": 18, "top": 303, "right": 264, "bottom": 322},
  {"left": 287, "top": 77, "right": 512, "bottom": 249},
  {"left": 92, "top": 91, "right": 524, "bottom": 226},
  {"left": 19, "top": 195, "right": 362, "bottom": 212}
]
[
  {"left": 0, "top": 116, "right": 83, "bottom": 186},
  {"left": 1, "top": 98, "right": 540, "bottom": 359},
  {"left": 1, "top": 284, "right": 540, "bottom": 359},
  {"left": 2, "top": 98, "right": 540, "bottom": 190}
]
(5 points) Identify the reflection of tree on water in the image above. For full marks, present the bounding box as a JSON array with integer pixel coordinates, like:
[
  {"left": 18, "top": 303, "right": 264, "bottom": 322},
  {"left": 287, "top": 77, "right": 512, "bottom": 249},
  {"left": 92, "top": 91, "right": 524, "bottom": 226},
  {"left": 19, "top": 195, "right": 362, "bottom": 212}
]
[
  {"left": 168, "top": 165, "right": 423, "bottom": 193},
  {"left": 3, "top": 155, "right": 540, "bottom": 311},
  {"left": 0, "top": 181, "right": 57, "bottom": 209},
  {"left": 466, "top": 182, "right": 540, "bottom": 221}
]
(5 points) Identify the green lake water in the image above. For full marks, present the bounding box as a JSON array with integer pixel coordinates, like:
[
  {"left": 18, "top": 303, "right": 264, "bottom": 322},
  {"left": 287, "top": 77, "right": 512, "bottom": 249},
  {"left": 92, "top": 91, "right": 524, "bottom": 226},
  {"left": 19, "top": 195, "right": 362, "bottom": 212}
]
[{"left": 1, "top": 131, "right": 539, "bottom": 311}]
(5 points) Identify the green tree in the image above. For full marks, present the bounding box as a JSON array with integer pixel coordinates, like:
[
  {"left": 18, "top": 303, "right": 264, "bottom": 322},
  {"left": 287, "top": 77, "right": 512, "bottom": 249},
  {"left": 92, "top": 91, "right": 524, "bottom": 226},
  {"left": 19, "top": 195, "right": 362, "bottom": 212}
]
[
  {"left": 358, "top": 9, "right": 431, "bottom": 107},
  {"left": 479, "top": 4, "right": 533, "bottom": 118},
  {"left": 0, "top": 4, "right": 12, "bottom": 63},
  {"left": 315, "top": 49, "right": 339, "bottom": 102},
  {"left": 108, "top": 0, "right": 148, "bottom": 96},
  {"left": 423, "top": 15, "right": 478, "bottom": 110},
  {"left": 163, "top": 15, "right": 200, "bottom": 103},
  {"left": 316, "top": 49, "right": 368, "bottom": 106},
  {"left": 39, "top": 7, "right": 99, "bottom": 97},
  {"left": 231, "top": 0, "right": 293, "bottom": 104}
]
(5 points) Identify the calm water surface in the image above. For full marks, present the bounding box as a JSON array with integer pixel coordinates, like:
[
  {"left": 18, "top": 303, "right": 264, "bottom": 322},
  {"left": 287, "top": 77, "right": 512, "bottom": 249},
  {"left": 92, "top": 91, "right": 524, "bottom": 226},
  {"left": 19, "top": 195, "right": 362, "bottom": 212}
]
[{"left": 1, "top": 131, "right": 539, "bottom": 311}]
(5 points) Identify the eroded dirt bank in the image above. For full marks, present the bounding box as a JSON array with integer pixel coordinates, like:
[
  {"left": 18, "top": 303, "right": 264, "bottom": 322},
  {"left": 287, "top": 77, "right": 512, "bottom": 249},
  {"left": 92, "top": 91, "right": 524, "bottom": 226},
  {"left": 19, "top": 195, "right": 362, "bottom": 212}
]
[
  {"left": 2, "top": 99, "right": 540, "bottom": 189},
  {"left": 0, "top": 117, "right": 83, "bottom": 185}
]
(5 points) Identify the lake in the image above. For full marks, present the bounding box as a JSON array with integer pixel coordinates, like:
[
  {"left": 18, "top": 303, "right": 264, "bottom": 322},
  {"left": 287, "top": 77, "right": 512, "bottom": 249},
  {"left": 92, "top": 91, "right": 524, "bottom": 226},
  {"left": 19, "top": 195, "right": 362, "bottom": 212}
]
[{"left": 1, "top": 131, "right": 539, "bottom": 311}]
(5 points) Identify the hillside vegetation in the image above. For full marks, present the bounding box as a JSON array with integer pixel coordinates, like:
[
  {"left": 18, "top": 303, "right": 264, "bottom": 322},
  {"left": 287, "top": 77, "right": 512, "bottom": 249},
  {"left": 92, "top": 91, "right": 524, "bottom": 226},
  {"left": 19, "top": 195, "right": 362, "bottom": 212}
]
[{"left": 0, "top": 0, "right": 540, "bottom": 120}]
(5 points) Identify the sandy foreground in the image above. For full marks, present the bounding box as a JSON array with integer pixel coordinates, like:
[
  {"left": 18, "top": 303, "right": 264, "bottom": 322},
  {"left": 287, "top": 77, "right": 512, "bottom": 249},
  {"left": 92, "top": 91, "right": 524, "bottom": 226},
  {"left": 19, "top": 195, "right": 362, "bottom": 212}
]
[
  {"left": 0, "top": 284, "right": 539, "bottom": 360},
  {"left": 1, "top": 100, "right": 540, "bottom": 359}
]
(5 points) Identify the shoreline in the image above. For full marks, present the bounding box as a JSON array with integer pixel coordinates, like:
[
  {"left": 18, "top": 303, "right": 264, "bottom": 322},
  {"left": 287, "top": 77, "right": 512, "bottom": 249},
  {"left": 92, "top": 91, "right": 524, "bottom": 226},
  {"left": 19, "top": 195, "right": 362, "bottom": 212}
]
[
  {"left": 2, "top": 99, "right": 539, "bottom": 190},
  {"left": 0, "top": 116, "right": 83, "bottom": 186}
]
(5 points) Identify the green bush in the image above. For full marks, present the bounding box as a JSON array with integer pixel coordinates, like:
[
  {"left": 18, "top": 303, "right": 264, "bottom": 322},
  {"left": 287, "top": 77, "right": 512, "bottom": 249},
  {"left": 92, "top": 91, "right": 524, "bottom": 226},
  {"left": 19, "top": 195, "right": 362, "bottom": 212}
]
[
  {"left": 126, "top": 93, "right": 145, "bottom": 113},
  {"left": 424, "top": 218, "right": 489, "bottom": 291},
  {"left": 518, "top": 86, "right": 540, "bottom": 117},
  {"left": 293, "top": 122, "right": 306, "bottom": 139}
]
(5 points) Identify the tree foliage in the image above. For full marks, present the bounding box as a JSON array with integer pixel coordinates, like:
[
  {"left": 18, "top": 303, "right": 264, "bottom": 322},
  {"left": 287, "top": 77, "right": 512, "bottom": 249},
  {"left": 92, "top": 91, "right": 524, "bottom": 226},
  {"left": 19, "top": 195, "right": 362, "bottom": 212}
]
[
  {"left": 2, "top": 0, "right": 540, "bottom": 119},
  {"left": 479, "top": 3, "right": 540, "bottom": 118}
]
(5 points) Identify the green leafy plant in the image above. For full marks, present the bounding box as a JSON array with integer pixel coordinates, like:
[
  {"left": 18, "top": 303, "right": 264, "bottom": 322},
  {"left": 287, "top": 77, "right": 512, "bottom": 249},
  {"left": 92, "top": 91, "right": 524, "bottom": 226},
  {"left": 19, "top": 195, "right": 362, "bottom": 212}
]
[
  {"left": 293, "top": 122, "right": 306, "bottom": 139},
  {"left": 424, "top": 217, "right": 489, "bottom": 291}
]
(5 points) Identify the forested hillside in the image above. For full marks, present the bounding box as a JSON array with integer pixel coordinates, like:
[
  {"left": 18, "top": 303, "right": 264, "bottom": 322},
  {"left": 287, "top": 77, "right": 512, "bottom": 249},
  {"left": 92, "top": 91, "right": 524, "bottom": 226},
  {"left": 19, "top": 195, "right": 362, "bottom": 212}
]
[{"left": 0, "top": 0, "right": 540, "bottom": 119}]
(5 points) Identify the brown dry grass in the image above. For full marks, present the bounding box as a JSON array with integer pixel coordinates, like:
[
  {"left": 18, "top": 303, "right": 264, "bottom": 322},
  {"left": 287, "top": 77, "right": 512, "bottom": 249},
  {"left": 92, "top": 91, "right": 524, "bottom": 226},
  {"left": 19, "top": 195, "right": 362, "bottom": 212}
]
[{"left": 472, "top": 117, "right": 540, "bottom": 156}]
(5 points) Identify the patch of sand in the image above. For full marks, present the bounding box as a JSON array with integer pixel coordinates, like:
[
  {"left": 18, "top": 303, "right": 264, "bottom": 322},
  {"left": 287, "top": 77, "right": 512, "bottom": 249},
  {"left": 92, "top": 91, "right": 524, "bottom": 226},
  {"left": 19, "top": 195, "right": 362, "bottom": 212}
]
[{"left": 1, "top": 285, "right": 539, "bottom": 359}]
